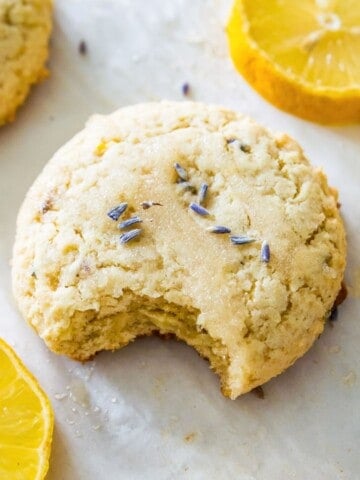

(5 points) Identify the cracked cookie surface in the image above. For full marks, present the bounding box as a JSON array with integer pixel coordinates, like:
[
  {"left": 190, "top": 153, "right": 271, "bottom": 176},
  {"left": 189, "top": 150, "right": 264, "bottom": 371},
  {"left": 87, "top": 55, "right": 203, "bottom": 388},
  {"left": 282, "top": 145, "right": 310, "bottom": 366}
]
[
  {"left": 12, "top": 102, "right": 346, "bottom": 398},
  {"left": 0, "top": 0, "right": 52, "bottom": 126}
]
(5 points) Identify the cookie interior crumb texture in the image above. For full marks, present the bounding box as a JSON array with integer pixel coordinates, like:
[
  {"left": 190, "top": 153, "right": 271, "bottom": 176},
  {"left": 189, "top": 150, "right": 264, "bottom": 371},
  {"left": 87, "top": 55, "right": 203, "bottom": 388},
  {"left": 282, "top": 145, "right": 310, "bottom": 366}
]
[
  {"left": 12, "top": 102, "right": 346, "bottom": 399},
  {"left": 0, "top": 0, "right": 53, "bottom": 126}
]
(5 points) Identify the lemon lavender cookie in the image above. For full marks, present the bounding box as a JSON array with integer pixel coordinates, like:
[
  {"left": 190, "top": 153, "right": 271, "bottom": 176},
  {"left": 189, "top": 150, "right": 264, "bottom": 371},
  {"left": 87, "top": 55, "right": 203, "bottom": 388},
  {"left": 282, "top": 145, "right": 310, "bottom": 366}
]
[
  {"left": 12, "top": 102, "right": 346, "bottom": 398},
  {"left": 0, "top": 0, "right": 52, "bottom": 126}
]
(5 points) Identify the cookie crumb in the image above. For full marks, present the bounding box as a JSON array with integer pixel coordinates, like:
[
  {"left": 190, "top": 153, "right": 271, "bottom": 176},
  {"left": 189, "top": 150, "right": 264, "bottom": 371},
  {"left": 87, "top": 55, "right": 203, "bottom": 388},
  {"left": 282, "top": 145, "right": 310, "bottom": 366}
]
[
  {"left": 54, "top": 392, "right": 68, "bottom": 400},
  {"left": 342, "top": 371, "right": 356, "bottom": 387},
  {"left": 184, "top": 432, "right": 197, "bottom": 443},
  {"left": 240, "top": 144, "right": 252, "bottom": 153}
]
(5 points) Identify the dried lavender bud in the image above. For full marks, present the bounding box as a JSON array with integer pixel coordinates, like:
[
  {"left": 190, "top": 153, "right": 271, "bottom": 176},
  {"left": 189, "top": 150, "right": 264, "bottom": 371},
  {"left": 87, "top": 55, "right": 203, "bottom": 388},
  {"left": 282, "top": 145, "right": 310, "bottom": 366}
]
[
  {"left": 230, "top": 235, "right": 256, "bottom": 245},
  {"left": 198, "top": 183, "right": 208, "bottom": 205},
  {"left": 189, "top": 202, "right": 210, "bottom": 216},
  {"left": 119, "top": 229, "right": 142, "bottom": 244},
  {"left": 107, "top": 203, "right": 127, "bottom": 221},
  {"left": 261, "top": 241, "right": 270, "bottom": 263},
  {"left": 207, "top": 225, "right": 231, "bottom": 234},
  {"left": 118, "top": 216, "right": 142, "bottom": 229},
  {"left": 182, "top": 83, "right": 190, "bottom": 96},
  {"left": 174, "top": 162, "right": 188, "bottom": 181}
]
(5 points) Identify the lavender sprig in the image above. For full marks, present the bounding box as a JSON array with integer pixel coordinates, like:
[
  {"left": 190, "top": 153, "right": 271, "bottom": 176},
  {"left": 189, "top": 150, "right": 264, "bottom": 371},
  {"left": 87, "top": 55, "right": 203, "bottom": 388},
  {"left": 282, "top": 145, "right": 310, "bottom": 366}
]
[
  {"left": 198, "top": 182, "right": 208, "bottom": 205},
  {"left": 260, "top": 240, "right": 270, "bottom": 262},
  {"left": 174, "top": 162, "right": 188, "bottom": 181},
  {"left": 207, "top": 225, "right": 231, "bottom": 234},
  {"left": 189, "top": 202, "right": 210, "bottom": 216},
  {"left": 119, "top": 229, "right": 142, "bottom": 244},
  {"left": 230, "top": 235, "right": 256, "bottom": 245},
  {"left": 107, "top": 203, "right": 128, "bottom": 221},
  {"left": 119, "top": 216, "right": 142, "bottom": 229}
]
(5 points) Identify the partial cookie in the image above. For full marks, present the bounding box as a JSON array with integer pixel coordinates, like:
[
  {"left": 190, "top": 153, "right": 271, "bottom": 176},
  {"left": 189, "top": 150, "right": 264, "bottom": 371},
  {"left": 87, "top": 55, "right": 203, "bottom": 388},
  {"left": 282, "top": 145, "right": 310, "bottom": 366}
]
[
  {"left": 12, "top": 102, "right": 346, "bottom": 399},
  {"left": 0, "top": 0, "right": 52, "bottom": 126}
]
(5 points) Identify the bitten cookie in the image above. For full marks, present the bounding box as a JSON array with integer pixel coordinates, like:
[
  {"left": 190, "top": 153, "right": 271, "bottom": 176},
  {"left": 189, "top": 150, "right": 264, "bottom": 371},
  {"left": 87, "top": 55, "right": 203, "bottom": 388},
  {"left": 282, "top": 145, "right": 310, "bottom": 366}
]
[
  {"left": 0, "top": 0, "right": 52, "bottom": 126},
  {"left": 12, "top": 102, "right": 346, "bottom": 399}
]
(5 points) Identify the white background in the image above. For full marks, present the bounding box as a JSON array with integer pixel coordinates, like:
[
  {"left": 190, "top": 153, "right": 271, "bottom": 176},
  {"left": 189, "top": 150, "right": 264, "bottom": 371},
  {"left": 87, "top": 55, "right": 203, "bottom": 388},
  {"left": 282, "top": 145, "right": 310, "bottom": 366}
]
[{"left": 0, "top": 1, "right": 359, "bottom": 478}]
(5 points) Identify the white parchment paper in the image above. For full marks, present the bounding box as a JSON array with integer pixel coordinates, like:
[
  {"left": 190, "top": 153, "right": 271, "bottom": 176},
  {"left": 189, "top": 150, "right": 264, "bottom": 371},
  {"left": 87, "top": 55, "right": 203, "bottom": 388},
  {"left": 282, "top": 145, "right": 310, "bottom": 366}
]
[{"left": 0, "top": 1, "right": 359, "bottom": 478}]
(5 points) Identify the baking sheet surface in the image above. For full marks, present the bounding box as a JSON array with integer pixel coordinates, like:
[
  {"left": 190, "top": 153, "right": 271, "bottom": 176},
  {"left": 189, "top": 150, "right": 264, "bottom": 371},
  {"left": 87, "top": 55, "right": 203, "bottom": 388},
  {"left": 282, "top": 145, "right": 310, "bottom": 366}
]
[{"left": 0, "top": 1, "right": 359, "bottom": 478}]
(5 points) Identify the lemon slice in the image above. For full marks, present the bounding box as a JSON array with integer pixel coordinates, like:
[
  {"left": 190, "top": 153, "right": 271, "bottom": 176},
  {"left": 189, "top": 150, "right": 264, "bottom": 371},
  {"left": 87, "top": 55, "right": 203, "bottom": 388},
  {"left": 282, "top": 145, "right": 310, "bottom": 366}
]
[
  {"left": 227, "top": 0, "right": 360, "bottom": 124},
  {"left": 0, "top": 338, "right": 54, "bottom": 480}
]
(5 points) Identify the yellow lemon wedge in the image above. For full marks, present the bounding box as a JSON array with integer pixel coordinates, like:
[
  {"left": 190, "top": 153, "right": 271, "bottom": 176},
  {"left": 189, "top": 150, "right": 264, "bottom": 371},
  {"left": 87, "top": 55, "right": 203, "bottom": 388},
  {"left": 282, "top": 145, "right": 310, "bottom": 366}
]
[
  {"left": 0, "top": 338, "right": 54, "bottom": 480},
  {"left": 227, "top": 0, "right": 360, "bottom": 124}
]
